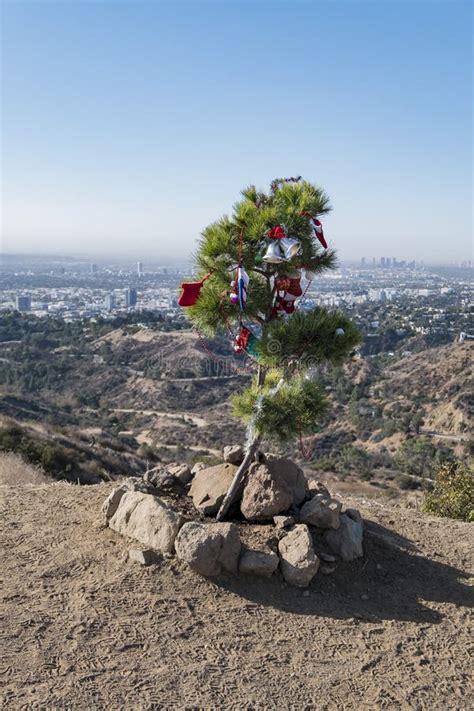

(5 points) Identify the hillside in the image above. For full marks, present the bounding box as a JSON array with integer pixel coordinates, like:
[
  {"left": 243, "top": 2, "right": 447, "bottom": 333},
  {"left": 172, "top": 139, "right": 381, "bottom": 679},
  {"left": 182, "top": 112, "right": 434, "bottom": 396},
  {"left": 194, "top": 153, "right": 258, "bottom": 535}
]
[
  {"left": 1, "top": 479, "right": 472, "bottom": 708},
  {"left": 0, "top": 322, "right": 471, "bottom": 495}
]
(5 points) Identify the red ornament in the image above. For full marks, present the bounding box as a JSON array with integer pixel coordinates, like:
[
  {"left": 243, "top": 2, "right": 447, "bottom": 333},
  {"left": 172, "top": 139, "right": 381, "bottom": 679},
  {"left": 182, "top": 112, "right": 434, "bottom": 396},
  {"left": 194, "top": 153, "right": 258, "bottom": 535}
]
[
  {"left": 301, "top": 211, "right": 328, "bottom": 249},
  {"left": 267, "top": 225, "right": 287, "bottom": 240},
  {"left": 286, "top": 277, "right": 303, "bottom": 297},
  {"left": 234, "top": 326, "right": 251, "bottom": 353},
  {"left": 178, "top": 273, "right": 211, "bottom": 307}
]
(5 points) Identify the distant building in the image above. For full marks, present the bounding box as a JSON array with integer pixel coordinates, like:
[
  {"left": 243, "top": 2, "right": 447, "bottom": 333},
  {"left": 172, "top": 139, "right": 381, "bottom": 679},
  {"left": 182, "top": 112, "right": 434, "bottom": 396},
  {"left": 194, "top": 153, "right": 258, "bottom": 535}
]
[
  {"left": 380, "top": 257, "right": 386, "bottom": 267},
  {"left": 90, "top": 263, "right": 98, "bottom": 274},
  {"left": 15, "top": 295, "right": 31, "bottom": 312},
  {"left": 125, "top": 287, "right": 138, "bottom": 307},
  {"left": 104, "top": 294, "right": 115, "bottom": 311},
  {"left": 137, "top": 261, "right": 144, "bottom": 277},
  {"left": 361, "top": 257, "right": 366, "bottom": 266}
]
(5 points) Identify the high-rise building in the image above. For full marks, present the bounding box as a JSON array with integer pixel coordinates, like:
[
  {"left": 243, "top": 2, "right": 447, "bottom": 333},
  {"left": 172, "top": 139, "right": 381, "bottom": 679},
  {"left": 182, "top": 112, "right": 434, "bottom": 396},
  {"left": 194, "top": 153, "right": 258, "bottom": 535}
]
[
  {"left": 137, "top": 261, "right": 143, "bottom": 277},
  {"left": 386, "top": 257, "right": 391, "bottom": 268},
  {"left": 90, "top": 263, "right": 98, "bottom": 274},
  {"left": 15, "top": 295, "right": 31, "bottom": 312},
  {"left": 104, "top": 294, "right": 115, "bottom": 311},
  {"left": 381, "top": 257, "right": 386, "bottom": 267},
  {"left": 361, "top": 257, "right": 366, "bottom": 266},
  {"left": 372, "top": 257, "right": 376, "bottom": 267},
  {"left": 125, "top": 287, "right": 138, "bottom": 307}
]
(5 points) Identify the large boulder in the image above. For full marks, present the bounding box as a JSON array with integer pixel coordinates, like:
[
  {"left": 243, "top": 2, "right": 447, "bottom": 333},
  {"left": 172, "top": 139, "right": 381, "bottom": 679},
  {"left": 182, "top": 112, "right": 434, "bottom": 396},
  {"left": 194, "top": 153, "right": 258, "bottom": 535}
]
[
  {"left": 189, "top": 463, "right": 237, "bottom": 515},
  {"left": 223, "top": 445, "right": 245, "bottom": 465},
  {"left": 175, "top": 521, "right": 241, "bottom": 576},
  {"left": 108, "top": 491, "right": 183, "bottom": 554},
  {"left": 102, "top": 486, "right": 127, "bottom": 521},
  {"left": 278, "top": 524, "right": 319, "bottom": 587},
  {"left": 168, "top": 463, "right": 192, "bottom": 485},
  {"left": 239, "top": 548, "right": 279, "bottom": 577},
  {"left": 240, "top": 456, "right": 307, "bottom": 521},
  {"left": 325, "top": 509, "right": 363, "bottom": 561},
  {"left": 300, "top": 494, "right": 342, "bottom": 529}
]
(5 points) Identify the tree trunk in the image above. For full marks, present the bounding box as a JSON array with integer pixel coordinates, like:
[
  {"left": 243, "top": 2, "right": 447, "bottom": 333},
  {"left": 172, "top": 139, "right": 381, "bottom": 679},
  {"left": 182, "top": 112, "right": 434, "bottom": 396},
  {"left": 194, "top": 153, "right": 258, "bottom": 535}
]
[
  {"left": 216, "top": 434, "right": 260, "bottom": 521},
  {"left": 216, "top": 365, "right": 267, "bottom": 521}
]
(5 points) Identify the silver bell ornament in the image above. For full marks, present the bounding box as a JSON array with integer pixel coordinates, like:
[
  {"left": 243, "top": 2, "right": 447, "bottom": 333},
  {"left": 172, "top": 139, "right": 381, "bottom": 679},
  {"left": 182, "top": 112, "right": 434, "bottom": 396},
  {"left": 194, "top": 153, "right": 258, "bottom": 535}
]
[
  {"left": 263, "top": 240, "right": 285, "bottom": 263},
  {"left": 304, "top": 270, "right": 316, "bottom": 281},
  {"left": 335, "top": 327, "right": 345, "bottom": 337},
  {"left": 280, "top": 236, "right": 301, "bottom": 260}
]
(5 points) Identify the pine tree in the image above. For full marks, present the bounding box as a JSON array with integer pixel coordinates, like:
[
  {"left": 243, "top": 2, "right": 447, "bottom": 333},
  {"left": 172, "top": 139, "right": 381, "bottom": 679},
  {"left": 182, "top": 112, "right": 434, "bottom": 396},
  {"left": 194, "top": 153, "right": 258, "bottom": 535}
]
[{"left": 180, "top": 177, "right": 360, "bottom": 519}]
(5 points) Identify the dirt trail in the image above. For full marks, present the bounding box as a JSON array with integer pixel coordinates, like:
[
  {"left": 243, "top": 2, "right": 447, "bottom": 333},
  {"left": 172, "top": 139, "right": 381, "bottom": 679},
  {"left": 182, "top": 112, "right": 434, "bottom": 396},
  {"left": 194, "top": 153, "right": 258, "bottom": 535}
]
[
  {"left": 111, "top": 408, "right": 208, "bottom": 428},
  {"left": 1, "top": 482, "right": 472, "bottom": 709}
]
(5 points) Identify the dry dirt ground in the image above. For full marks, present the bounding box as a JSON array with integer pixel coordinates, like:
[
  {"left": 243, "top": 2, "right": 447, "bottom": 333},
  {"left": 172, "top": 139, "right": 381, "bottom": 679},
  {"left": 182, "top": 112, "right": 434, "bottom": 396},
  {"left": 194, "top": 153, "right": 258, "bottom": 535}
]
[{"left": 1, "top": 481, "right": 473, "bottom": 710}]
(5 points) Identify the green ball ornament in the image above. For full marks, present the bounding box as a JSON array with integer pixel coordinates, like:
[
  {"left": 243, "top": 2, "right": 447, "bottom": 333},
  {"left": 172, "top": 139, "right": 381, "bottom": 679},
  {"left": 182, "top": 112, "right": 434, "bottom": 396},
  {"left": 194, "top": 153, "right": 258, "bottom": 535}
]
[{"left": 254, "top": 254, "right": 263, "bottom": 265}]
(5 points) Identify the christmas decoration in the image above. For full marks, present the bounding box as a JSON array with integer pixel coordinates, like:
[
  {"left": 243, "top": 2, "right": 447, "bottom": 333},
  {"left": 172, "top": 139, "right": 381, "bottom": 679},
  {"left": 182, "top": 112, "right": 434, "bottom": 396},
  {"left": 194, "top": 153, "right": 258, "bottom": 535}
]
[
  {"left": 301, "top": 211, "right": 328, "bottom": 249},
  {"left": 237, "top": 266, "right": 249, "bottom": 310},
  {"left": 263, "top": 241, "right": 285, "bottom": 263},
  {"left": 182, "top": 177, "right": 360, "bottom": 519},
  {"left": 280, "top": 236, "right": 302, "bottom": 260},
  {"left": 178, "top": 273, "right": 211, "bottom": 307},
  {"left": 234, "top": 326, "right": 249, "bottom": 353}
]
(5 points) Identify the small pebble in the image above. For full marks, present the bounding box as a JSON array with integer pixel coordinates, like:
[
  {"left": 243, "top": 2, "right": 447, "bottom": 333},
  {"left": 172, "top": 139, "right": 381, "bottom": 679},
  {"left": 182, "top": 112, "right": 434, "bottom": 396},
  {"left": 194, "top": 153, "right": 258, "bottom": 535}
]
[
  {"left": 320, "top": 565, "right": 336, "bottom": 575},
  {"left": 320, "top": 552, "right": 336, "bottom": 563},
  {"left": 302, "top": 590, "right": 310, "bottom": 597},
  {"left": 361, "top": 594, "right": 369, "bottom": 601}
]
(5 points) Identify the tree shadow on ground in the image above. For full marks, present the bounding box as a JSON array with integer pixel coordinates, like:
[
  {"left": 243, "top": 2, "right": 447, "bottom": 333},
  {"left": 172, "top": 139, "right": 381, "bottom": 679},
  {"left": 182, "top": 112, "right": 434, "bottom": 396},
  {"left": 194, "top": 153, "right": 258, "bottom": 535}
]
[{"left": 215, "top": 518, "right": 473, "bottom": 624}]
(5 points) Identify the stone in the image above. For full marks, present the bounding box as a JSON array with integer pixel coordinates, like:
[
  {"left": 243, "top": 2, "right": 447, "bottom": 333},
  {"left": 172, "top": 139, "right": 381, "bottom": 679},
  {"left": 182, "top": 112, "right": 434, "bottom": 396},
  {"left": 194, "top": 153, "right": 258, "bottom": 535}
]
[
  {"left": 191, "top": 461, "right": 206, "bottom": 475},
  {"left": 240, "top": 457, "right": 307, "bottom": 521},
  {"left": 223, "top": 444, "right": 245, "bottom": 465},
  {"left": 299, "top": 494, "right": 342, "bottom": 529},
  {"left": 319, "top": 552, "right": 336, "bottom": 563},
  {"left": 239, "top": 548, "right": 279, "bottom": 577},
  {"left": 101, "top": 486, "right": 127, "bottom": 521},
  {"left": 213, "top": 522, "right": 241, "bottom": 574},
  {"left": 189, "top": 463, "right": 237, "bottom": 515},
  {"left": 148, "top": 468, "right": 183, "bottom": 493},
  {"left": 128, "top": 548, "right": 160, "bottom": 566},
  {"left": 273, "top": 515, "right": 295, "bottom": 530},
  {"left": 175, "top": 521, "right": 241, "bottom": 577},
  {"left": 325, "top": 509, "right": 363, "bottom": 561},
  {"left": 109, "top": 491, "right": 183, "bottom": 554},
  {"left": 307, "top": 480, "right": 331, "bottom": 497},
  {"left": 320, "top": 565, "right": 336, "bottom": 575},
  {"left": 168, "top": 463, "right": 192, "bottom": 485},
  {"left": 124, "top": 476, "right": 158, "bottom": 495},
  {"left": 278, "top": 524, "right": 320, "bottom": 588}
]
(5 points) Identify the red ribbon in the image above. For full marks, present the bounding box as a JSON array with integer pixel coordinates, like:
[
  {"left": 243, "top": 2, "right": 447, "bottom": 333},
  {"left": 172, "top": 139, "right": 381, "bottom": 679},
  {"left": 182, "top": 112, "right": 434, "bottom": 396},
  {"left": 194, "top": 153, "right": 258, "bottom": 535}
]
[
  {"left": 267, "top": 225, "right": 287, "bottom": 240},
  {"left": 301, "top": 212, "right": 328, "bottom": 249}
]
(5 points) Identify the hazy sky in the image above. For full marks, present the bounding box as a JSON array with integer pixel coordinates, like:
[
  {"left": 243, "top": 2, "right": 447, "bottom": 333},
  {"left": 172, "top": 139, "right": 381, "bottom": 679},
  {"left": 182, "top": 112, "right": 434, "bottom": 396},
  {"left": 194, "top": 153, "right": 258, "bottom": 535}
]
[{"left": 1, "top": 0, "right": 472, "bottom": 263}]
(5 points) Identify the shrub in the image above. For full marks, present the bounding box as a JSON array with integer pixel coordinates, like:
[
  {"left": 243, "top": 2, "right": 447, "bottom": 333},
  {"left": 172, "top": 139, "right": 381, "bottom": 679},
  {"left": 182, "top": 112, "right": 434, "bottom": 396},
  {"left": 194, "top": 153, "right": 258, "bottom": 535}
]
[{"left": 422, "top": 461, "right": 473, "bottom": 522}]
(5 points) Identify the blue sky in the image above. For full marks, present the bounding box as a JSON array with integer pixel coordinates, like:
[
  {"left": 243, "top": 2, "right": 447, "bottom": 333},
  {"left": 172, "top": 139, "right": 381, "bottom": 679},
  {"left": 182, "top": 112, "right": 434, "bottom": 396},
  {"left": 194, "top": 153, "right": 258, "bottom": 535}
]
[{"left": 1, "top": 0, "right": 472, "bottom": 262}]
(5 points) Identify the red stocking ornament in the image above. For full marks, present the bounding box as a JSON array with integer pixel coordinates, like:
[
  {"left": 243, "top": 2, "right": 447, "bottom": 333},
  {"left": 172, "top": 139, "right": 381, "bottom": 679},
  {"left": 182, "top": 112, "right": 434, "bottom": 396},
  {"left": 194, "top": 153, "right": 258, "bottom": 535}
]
[{"left": 178, "top": 273, "right": 211, "bottom": 307}]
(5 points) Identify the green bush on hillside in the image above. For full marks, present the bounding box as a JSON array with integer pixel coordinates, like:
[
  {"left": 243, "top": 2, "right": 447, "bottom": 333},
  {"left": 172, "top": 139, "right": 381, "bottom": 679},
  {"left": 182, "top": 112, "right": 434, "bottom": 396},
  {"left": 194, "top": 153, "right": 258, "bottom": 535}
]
[{"left": 422, "top": 461, "right": 473, "bottom": 522}]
